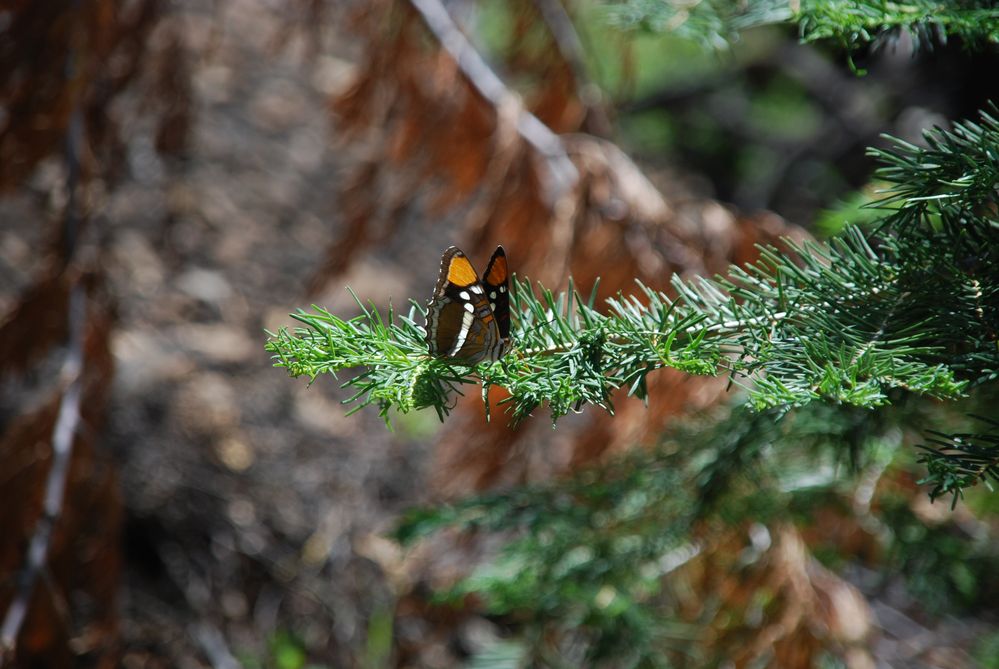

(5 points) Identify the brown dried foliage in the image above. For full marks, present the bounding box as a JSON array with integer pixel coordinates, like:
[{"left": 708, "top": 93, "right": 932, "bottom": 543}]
[
  {"left": 672, "top": 524, "right": 875, "bottom": 668},
  {"left": 0, "top": 0, "right": 166, "bottom": 191}
]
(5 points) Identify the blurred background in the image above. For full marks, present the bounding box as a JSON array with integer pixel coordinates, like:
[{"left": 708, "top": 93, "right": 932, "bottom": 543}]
[{"left": 1, "top": 0, "right": 998, "bottom": 667}]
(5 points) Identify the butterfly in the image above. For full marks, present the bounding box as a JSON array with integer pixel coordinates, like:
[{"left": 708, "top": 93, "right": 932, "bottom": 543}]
[{"left": 425, "top": 245, "right": 510, "bottom": 365}]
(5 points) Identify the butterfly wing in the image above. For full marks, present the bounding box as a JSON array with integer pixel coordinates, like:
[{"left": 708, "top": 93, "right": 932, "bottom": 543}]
[
  {"left": 426, "top": 247, "right": 504, "bottom": 365},
  {"left": 481, "top": 246, "right": 510, "bottom": 346}
]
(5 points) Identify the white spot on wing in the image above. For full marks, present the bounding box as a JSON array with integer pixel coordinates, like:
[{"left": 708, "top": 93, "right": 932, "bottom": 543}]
[
  {"left": 449, "top": 310, "right": 475, "bottom": 356},
  {"left": 463, "top": 302, "right": 474, "bottom": 313},
  {"left": 499, "top": 286, "right": 506, "bottom": 293},
  {"left": 489, "top": 291, "right": 497, "bottom": 299},
  {"left": 471, "top": 285, "right": 484, "bottom": 294},
  {"left": 459, "top": 290, "right": 470, "bottom": 301}
]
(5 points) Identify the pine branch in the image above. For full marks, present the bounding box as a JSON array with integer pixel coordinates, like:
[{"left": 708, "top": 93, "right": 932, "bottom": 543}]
[
  {"left": 265, "top": 293, "right": 473, "bottom": 423},
  {"left": 266, "top": 280, "right": 717, "bottom": 425},
  {"left": 917, "top": 416, "right": 999, "bottom": 504},
  {"left": 602, "top": 0, "right": 999, "bottom": 53},
  {"left": 676, "top": 223, "right": 998, "bottom": 407},
  {"left": 869, "top": 105, "right": 999, "bottom": 223},
  {"left": 268, "top": 253, "right": 983, "bottom": 422},
  {"left": 266, "top": 225, "right": 986, "bottom": 424},
  {"left": 796, "top": 0, "right": 999, "bottom": 51}
]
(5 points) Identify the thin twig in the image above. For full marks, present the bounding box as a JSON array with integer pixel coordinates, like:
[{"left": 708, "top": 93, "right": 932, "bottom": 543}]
[
  {"left": 61, "top": 102, "right": 84, "bottom": 265},
  {"left": 190, "top": 623, "right": 242, "bottom": 669},
  {"left": 154, "top": 539, "right": 243, "bottom": 669},
  {"left": 407, "top": 0, "right": 579, "bottom": 202},
  {"left": 532, "top": 0, "right": 588, "bottom": 89},
  {"left": 0, "top": 285, "right": 87, "bottom": 659}
]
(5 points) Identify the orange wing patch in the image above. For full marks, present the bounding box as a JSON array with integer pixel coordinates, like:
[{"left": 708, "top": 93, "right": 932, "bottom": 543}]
[
  {"left": 484, "top": 254, "right": 508, "bottom": 284},
  {"left": 447, "top": 254, "right": 479, "bottom": 286}
]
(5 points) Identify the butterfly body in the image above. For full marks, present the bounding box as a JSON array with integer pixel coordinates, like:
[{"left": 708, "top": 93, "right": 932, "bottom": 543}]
[{"left": 426, "top": 246, "right": 510, "bottom": 365}]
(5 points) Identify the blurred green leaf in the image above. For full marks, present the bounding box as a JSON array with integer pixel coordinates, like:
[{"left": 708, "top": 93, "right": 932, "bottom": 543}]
[
  {"left": 363, "top": 606, "right": 394, "bottom": 669},
  {"left": 270, "top": 631, "right": 308, "bottom": 669}
]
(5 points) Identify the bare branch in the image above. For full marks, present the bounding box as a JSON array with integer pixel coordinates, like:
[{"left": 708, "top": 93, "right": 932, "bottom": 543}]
[{"left": 190, "top": 623, "right": 242, "bottom": 669}]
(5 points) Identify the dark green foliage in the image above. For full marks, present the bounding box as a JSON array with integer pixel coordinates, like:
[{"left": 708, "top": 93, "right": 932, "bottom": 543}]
[
  {"left": 870, "top": 107, "right": 999, "bottom": 218},
  {"left": 393, "top": 396, "right": 999, "bottom": 665},
  {"left": 603, "top": 0, "right": 999, "bottom": 53},
  {"left": 396, "top": 441, "right": 698, "bottom": 667},
  {"left": 918, "top": 417, "right": 999, "bottom": 502},
  {"left": 671, "top": 228, "right": 974, "bottom": 411},
  {"left": 695, "top": 402, "right": 884, "bottom": 517},
  {"left": 795, "top": 0, "right": 999, "bottom": 51},
  {"left": 392, "top": 395, "right": 994, "bottom": 665},
  {"left": 878, "top": 493, "right": 999, "bottom": 613}
]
